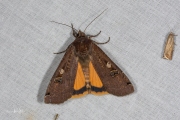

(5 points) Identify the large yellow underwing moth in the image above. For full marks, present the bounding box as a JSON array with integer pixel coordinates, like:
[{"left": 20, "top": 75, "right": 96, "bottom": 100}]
[
  {"left": 44, "top": 10, "right": 134, "bottom": 104},
  {"left": 163, "top": 32, "right": 176, "bottom": 60}
]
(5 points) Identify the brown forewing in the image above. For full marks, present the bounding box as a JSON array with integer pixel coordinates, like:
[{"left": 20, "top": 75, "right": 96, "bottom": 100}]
[
  {"left": 44, "top": 46, "right": 78, "bottom": 104},
  {"left": 90, "top": 43, "right": 134, "bottom": 96},
  {"left": 163, "top": 32, "right": 175, "bottom": 60}
]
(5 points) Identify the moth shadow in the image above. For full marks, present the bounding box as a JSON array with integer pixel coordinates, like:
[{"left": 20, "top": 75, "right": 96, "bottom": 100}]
[
  {"left": 37, "top": 31, "right": 74, "bottom": 103},
  {"left": 97, "top": 45, "right": 137, "bottom": 95}
]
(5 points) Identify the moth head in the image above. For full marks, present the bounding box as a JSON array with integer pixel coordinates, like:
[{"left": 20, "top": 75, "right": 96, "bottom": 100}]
[
  {"left": 76, "top": 30, "right": 86, "bottom": 38},
  {"left": 73, "top": 36, "right": 92, "bottom": 57}
]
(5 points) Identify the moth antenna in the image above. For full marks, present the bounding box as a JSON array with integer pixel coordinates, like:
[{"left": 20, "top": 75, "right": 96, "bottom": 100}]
[
  {"left": 84, "top": 8, "right": 108, "bottom": 33},
  {"left": 71, "top": 23, "right": 78, "bottom": 37},
  {"left": 93, "top": 37, "right": 110, "bottom": 45},
  {"left": 50, "top": 21, "right": 78, "bottom": 32}
]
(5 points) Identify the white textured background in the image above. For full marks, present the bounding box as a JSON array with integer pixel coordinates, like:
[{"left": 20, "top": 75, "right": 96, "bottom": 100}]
[{"left": 1, "top": 0, "right": 180, "bottom": 120}]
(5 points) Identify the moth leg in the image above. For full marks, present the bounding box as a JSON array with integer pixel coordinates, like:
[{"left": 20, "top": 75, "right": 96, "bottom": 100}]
[
  {"left": 93, "top": 37, "right": 110, "bottom": 45},
  {"left": 87, "top": 31, "right": 101, "bottom": 38},
  {"left": 54, "top": 45, "right": 73, "bottom": 54}
]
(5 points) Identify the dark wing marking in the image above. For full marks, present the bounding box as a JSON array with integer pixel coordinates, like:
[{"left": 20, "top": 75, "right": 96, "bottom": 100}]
[
  {"left": 73, "top": 86, "right": 86, "bottom": 95},
  {"left": 44, "top": 46, "right": 78, "bottom": 104},
  {"left": 91, "top": 43, "right": 134, "bottom": 96}
]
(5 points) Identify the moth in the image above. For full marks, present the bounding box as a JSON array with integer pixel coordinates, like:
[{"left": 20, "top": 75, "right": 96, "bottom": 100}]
[
  {"left": 54, "top": 114, "right": 59, "bottom": 120},
  {"left": 163, "top": 32, "right": 176, "bottom": 60},
  {"left": 44, "top": 10, "right": 134, "bottom": 104}
]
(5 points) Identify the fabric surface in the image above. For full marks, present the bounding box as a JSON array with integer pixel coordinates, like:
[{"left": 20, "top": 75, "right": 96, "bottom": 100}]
[{"left": 1, "top": 0, "right": 180, "bottom": 120}]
